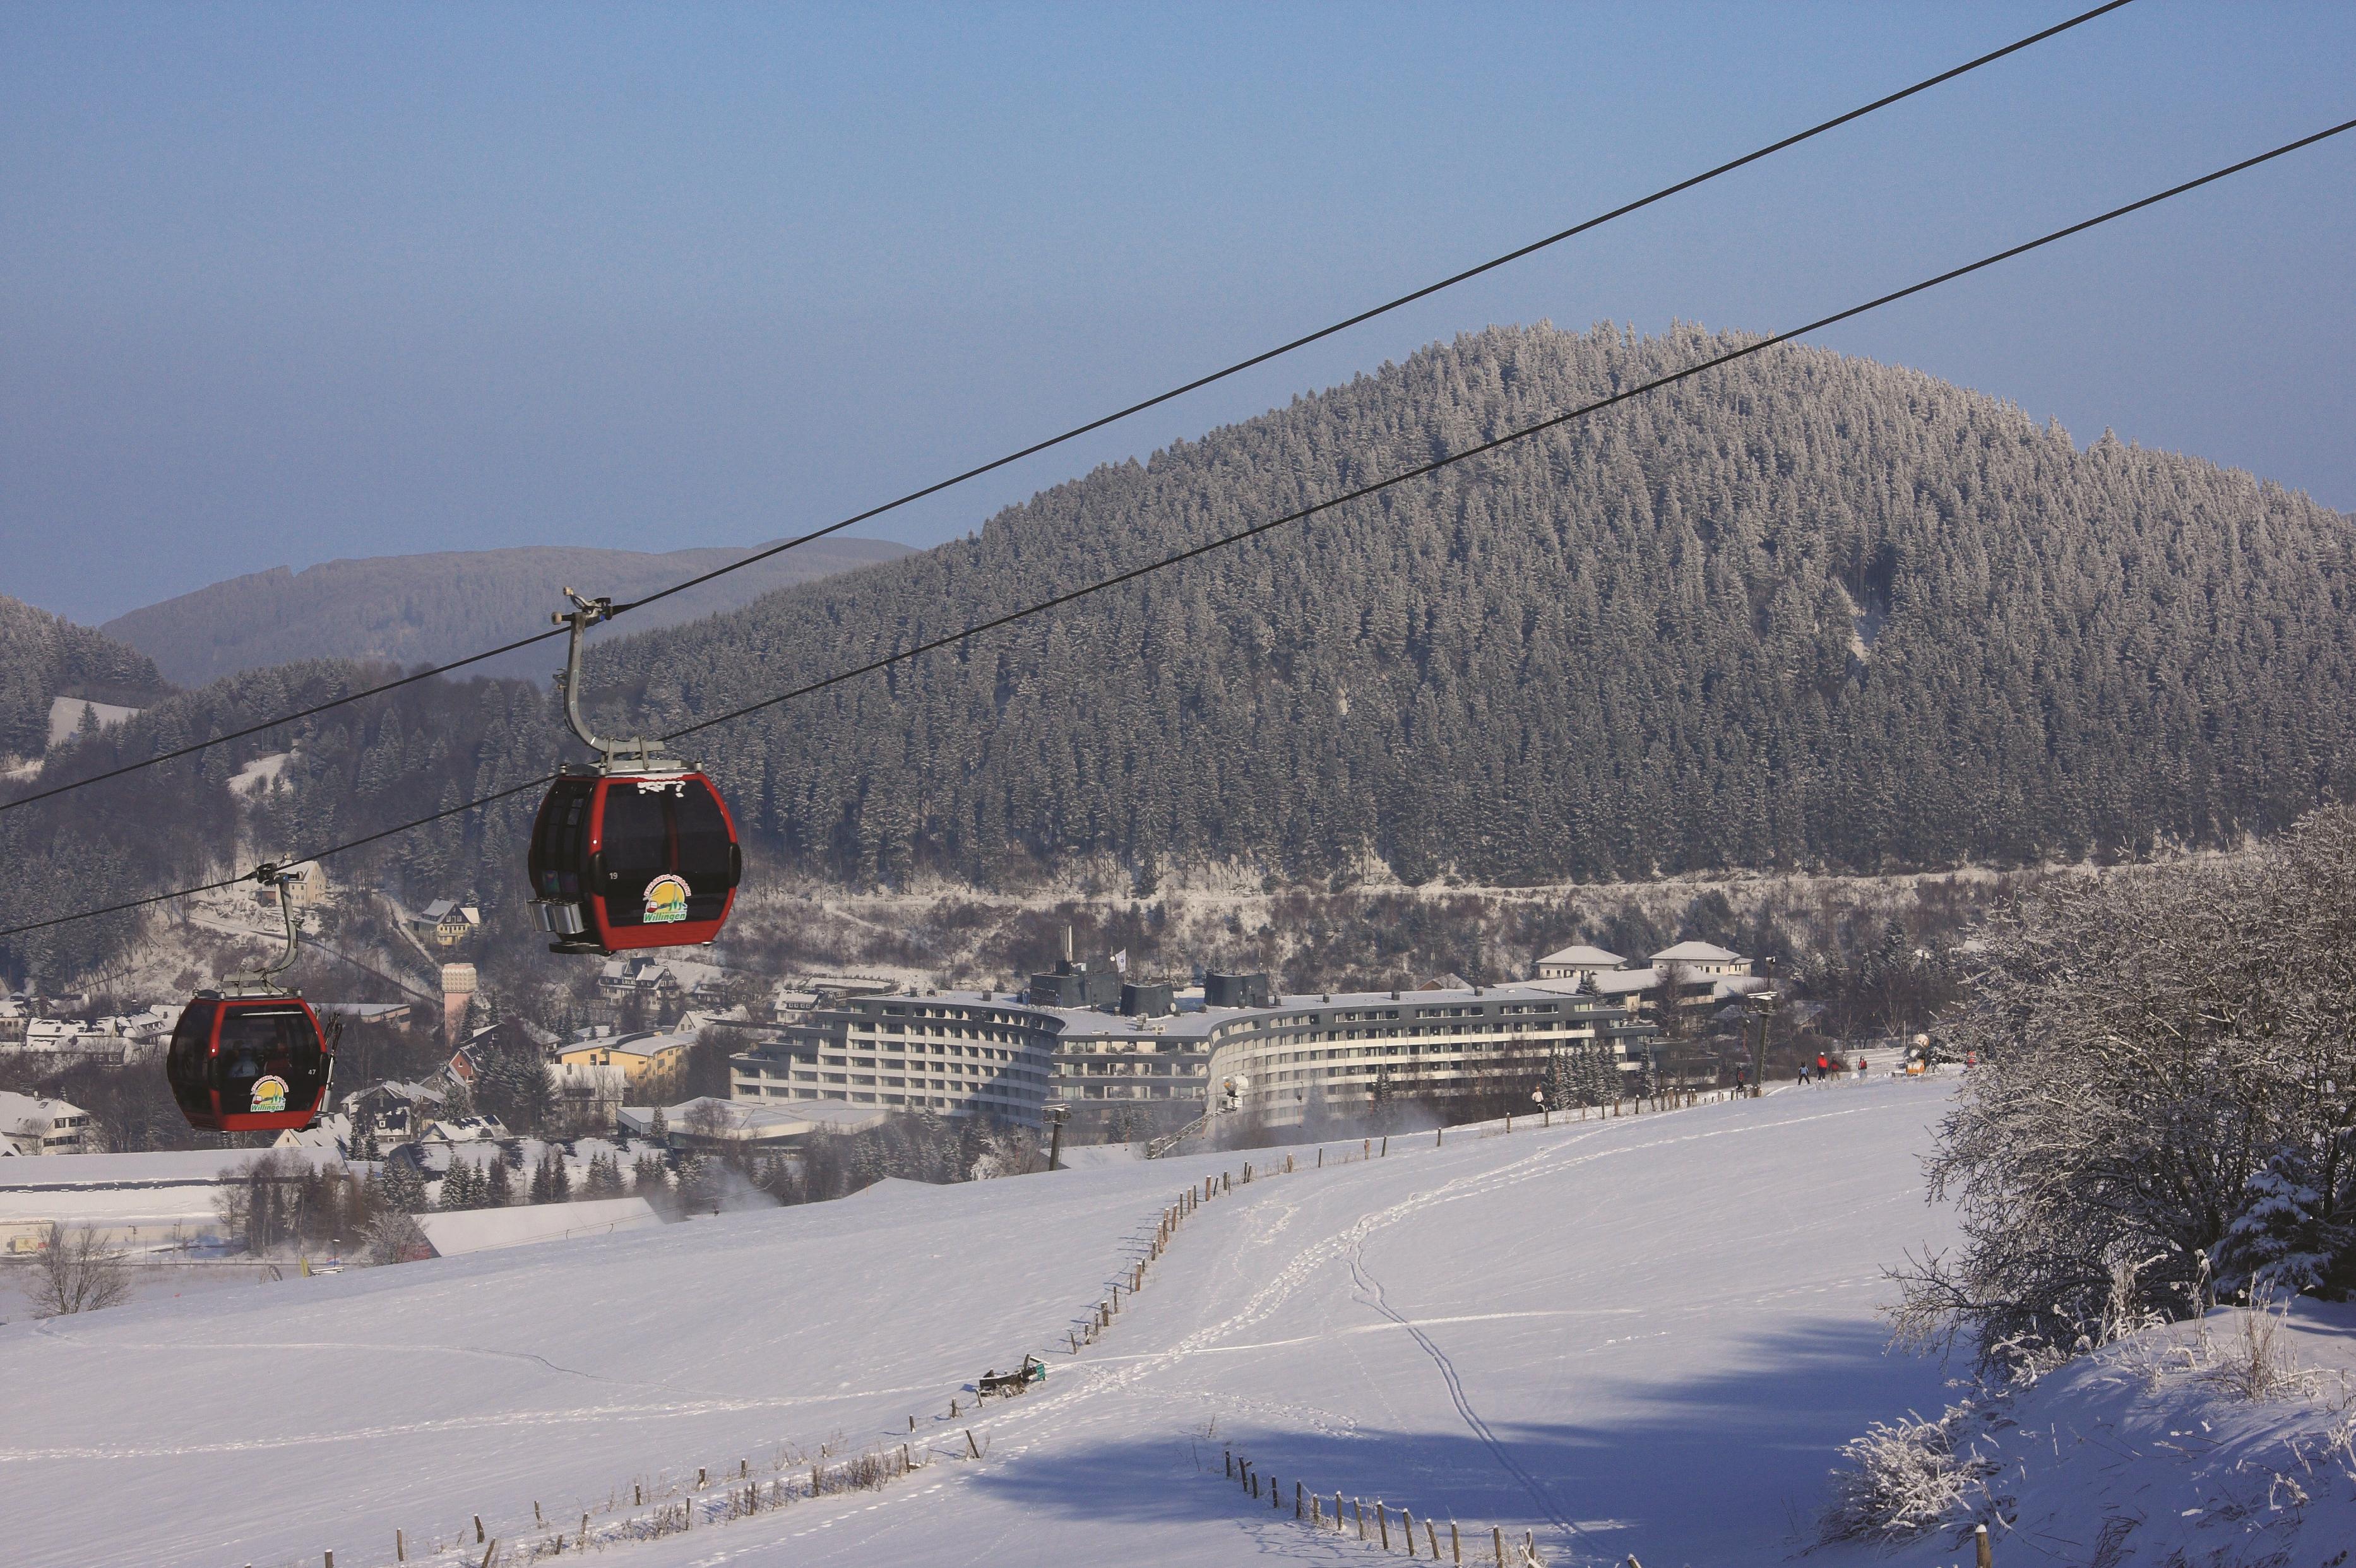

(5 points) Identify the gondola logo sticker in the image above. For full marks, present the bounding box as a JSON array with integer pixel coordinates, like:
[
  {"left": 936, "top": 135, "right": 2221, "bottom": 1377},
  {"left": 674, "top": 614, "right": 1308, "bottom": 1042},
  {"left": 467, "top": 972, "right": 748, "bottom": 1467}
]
[
  {"left": 251, "top": 1075, "right": 289, "bottom": 1114},
  {"left": 643, "top": 874, "right": 691, "bottom": 924}
]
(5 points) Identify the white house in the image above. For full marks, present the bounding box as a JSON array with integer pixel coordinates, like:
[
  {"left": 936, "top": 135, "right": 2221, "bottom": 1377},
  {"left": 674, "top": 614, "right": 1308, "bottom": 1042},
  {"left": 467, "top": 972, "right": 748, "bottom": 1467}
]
[
  {"left": 1534, "top": 944, "right": 1627, "bottom": 985},
  {"left": 0, "top": 1092, "right": 93, "bottom": 1156},
  {"left": 11, "top": 1020, "right": 126, "bottom": 1066},
  {"left": 1650, "top": 941, "right": 1752, "bottom": 978}
]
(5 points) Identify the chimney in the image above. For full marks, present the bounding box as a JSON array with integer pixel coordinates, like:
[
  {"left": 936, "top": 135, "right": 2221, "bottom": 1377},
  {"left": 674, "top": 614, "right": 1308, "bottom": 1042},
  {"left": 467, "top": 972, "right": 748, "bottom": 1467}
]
[
  {"left": 439, "top": 963, "right": 479, "bottom": 1047},
  {"left": 1062, "top": 924, "right": 1074, "bottom": 966}
]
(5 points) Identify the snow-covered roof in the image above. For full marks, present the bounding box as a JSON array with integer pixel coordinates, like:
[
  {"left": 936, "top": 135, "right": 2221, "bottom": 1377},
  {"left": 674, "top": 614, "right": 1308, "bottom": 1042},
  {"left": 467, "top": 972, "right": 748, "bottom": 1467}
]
[
  {"left": 623, "top": 1098, "right": 890, "bottom": 1139},
  {"left": 0, "top": 1146, "right": 342, "bottom": 1190},
  {"left": 1537, "top": 944, "right": 1624, "bottom": 968},
  {"left": 419, "top": 900, "right": 480, "bottom": 924},
  {"left": 422, "top": 1115, "right": 509, "bottom": 1144},
  {"left": 1651, "top": 941, "right": 1745, "bottom": 964},
  {"left": 415, "top": 1196, "right": 660, "bottom": 1258},
  {"left": 355, "top": 1079, "right": 446, "bottom": 1106}
]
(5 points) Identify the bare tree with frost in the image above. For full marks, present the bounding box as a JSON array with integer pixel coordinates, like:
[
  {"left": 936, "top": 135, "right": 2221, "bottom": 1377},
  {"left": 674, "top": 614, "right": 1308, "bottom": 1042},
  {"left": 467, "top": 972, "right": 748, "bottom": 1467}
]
[{"left": 1893, "top": 806, "right": 2356, "bottom": 1370}]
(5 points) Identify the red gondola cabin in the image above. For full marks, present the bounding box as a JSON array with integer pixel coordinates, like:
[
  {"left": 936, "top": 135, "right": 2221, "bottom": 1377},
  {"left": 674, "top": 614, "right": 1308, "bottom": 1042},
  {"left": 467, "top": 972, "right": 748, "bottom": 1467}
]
[
  {"left": 527, "top": 766, "right": 742, "bottom": 954},
  {"left": 166, "top": 994, "right": 334, "bottom": 1133}
]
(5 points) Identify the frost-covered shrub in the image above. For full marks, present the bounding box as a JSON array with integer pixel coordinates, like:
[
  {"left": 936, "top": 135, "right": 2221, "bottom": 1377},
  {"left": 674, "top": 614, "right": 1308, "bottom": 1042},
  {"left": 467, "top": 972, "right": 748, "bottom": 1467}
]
[
  {"left": 1893, "top": 805, "right": 2356, "bottom": 1372},
  {"left": 2203, "top": 1290, "right": 2319, "bottom": 1403},
  {"left": 1819, "top": 1403, "right": 1996, "bottom": 1543}
]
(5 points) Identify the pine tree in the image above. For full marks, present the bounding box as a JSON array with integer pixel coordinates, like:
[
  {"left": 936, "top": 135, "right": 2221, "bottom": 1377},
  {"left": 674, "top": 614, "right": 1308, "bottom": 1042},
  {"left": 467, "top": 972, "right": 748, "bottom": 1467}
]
[{"left": 379, "top": 1157, "right": 426, "bottom": 1216}]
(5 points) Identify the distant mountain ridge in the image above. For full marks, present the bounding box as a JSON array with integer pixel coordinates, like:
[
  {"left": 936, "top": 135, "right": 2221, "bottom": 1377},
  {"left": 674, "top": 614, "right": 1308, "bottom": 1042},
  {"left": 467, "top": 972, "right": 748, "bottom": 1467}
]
[{"left": 100, "top": 536, "right": 914, "bottom": 686}]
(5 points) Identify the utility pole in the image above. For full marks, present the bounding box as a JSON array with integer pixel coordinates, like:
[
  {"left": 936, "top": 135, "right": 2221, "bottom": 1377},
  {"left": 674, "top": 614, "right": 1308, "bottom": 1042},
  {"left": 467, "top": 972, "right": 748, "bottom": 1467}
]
[{"left": 1748, "top": 956, "right": 1776, "bottom": 1096}]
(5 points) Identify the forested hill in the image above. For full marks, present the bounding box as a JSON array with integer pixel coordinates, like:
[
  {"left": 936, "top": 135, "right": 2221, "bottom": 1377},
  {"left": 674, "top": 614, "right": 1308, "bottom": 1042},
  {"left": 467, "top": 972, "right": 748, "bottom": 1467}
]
[
  {"left": 100, "top": 535, "right": 913, "bottom": 686},
  {"left": 585, "top": 323, "right": 2356, "bottom": 886},
  {"left": 0, "top": 596, "right": 169, "bottom": 763},
  {"left": 9, "top": 323, "right": 2356, "bottom": 983}
]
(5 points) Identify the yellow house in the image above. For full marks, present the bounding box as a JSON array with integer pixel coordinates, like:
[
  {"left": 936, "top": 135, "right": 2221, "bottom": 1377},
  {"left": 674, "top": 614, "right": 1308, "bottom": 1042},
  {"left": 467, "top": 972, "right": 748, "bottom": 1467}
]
[{"left": 558, "top": 1026, "right": 697, "bottom": 1097}]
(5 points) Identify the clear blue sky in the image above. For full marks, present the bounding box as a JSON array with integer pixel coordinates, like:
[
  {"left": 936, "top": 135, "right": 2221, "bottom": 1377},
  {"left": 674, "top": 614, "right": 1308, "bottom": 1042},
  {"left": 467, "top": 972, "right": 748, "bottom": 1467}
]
[{"left": 4, "top": 1, "right": 2351, "bottom": 625}]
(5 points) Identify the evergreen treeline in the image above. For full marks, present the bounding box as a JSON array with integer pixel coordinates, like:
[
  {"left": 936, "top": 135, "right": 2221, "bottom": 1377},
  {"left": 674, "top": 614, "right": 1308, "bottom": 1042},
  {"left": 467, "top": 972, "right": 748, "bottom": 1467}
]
[
  {"left": 8, "top": 323, "right": 2356, "bottom": 983},
  {"left": 592, "top": 323, "right": 2356, "bottom": 886},
  {"left": 0, "top": 594, "right": 168, "bottom": 761}
]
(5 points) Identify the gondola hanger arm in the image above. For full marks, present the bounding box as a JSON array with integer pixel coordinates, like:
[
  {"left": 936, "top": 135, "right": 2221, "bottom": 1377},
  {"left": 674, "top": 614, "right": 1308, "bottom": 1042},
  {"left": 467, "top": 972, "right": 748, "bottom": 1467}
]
[{"left": 551, "top": 587, "right": 665, "bottom": 771}]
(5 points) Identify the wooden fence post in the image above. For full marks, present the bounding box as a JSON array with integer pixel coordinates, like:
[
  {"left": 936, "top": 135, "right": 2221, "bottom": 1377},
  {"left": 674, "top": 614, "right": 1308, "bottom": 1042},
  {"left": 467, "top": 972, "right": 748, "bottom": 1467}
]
[
  {"left": 1451, "top": 1521, "right": 1461, "bottom": 1563},
  {"left": 474, "top": 1516, "right": 485, "bottom": 1545},
  {"left": 1974, "top": 1523, "right": 1994, "bottom": 1568},
  {"left": 324, "top": 1553, "right": 334, "bottom": 1568},
  {"left": 479, "top": 1541, "right": 496, "bottom": 1568},
  {"left": 1294, "top": 1480, "right": 1303, "bottom": 1518},
  {"left": 965, "top": 1429, "right": 982, "bottom": 1459},
  {"left": 396, "top": 1529, "right": 405, "bottom": 1562},
  {"left": 1404, "top": 1506, "right": 1417, "bottom": 1556},
  {"left": 1428, "top": 1519, "right": 1441, "bottom": 1558},
  {"left": 1377, "top": 1502, "right": 1390, "bottom": 1550},
  {"left": 1494, "top": 1525, "right": 1504, "bottom": 1565},
  {"left": 1354, "top": 1497, "right": 1365, "bottom": 1538}
]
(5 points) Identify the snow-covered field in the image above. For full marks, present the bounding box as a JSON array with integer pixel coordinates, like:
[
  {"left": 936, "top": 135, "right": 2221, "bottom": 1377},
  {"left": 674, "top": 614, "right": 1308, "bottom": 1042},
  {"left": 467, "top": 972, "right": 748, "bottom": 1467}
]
[{"left": 1, "top": 1083, "right": 1966, "bottom": 1567}]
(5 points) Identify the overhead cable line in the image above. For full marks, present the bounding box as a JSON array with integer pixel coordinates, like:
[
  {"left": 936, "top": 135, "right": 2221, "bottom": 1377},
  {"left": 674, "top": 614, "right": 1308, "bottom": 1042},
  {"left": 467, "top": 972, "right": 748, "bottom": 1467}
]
[
  {"left": 0, "top": 0, "right": 2136, "bottom": 818},
  {"left": 5, "top": 112, "right": 2347, "bottom": 945}
]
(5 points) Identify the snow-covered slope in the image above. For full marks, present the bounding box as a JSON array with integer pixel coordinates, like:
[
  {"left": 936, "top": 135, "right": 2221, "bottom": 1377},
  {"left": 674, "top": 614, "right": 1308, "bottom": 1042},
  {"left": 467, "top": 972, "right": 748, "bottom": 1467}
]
[
  {"left": 0, "top": 1083, "right": 1959, "bottom": 1567},
  {"left": 1812, "top": 1298, "right": 2356, "bottom": 1567}
]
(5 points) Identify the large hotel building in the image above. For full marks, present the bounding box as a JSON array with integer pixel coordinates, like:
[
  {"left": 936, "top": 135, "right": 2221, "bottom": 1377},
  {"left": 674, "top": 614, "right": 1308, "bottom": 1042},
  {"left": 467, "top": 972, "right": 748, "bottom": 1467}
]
[{"left": 728, "top": 941, "right": 1759, "bottom": 1138}]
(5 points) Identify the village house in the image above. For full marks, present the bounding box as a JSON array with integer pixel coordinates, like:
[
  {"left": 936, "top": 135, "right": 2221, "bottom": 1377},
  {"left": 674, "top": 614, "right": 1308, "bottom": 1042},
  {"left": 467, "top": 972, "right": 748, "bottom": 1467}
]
[
  {"left": 15, "top": 1018, "right": 128, "bottom": 1066},
  {"left": 345, "top": 1079, "right": 449, "bottom": 1141},
  {"left": 412, "top": 897, "right": 482, "bottom": 947},
  {"left": 0, "top": 1091, "right": 94, "bottom": 1156},
  {"left": 558, "top": 1021, "right": 703, "bottom": 1099},
  {"left": 597, "top": 956, "right": 687, "bottom": 1006}
]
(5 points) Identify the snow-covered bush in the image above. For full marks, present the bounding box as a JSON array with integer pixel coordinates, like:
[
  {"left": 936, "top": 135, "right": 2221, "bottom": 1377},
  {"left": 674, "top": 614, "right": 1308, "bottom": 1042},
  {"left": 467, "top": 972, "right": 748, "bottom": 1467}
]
[
  {"left": 361, "top": 1210, "right": 429, "bottom": 1266},
  {"left": 1818, "top": 1402, "right": 1997, "bottom": 1543},
  {"left": 1893, "top": 805, "right": 2356, "bottom": 1372}
]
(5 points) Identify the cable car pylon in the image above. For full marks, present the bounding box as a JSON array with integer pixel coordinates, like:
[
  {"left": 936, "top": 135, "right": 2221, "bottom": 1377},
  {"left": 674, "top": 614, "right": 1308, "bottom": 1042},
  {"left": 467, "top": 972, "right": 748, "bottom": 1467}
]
[{"left": 527, "top": 589, "right": 742, "bottom": 956}]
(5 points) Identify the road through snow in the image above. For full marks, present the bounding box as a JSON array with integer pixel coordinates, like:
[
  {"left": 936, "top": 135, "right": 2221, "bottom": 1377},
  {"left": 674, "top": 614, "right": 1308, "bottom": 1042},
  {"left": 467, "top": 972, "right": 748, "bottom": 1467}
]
[{"left": 0, "top": 1081, "right": 1957, "bottom": 1567}]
